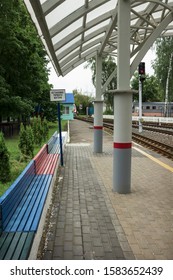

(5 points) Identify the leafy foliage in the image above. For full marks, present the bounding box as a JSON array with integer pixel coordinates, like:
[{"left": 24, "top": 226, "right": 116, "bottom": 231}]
[
  {"left": 42, "top": 118, "right": 49, "bottom": 141},
  {"left": 31, "top": 117, "right": 43, "bottom": 146},
  {"left": 0, "top": 0, "right": 52, "bottom": 122},
  {"left": 152, "top": 37, "right": 173, "bottom": 102},
  {"left": 31, "top": 116, "right": 49, "bottom": 146},
  {"left": 73, "top": 89, "right": 93, "bottom": 114},
  {"left": 0, "top": 132, "right": 11, "bottom": 183},
  {"left": 18, "top": 123, "right": 34, "bottom": 160},
  {"left": 131, "top": 72, "right": 162, "bottom": 102},
  {"left": 85, "top": 56, "right": 117, "bottom": 110},
  {"left": 26, "top": 125, "right": 34, "bottom": 158}
]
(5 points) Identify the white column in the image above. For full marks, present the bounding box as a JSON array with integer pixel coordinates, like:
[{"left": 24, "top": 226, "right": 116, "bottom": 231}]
[
  {"left": 93, "top": 54, "right": 103, "bottom": 153},
  {"left": 113, "top": 0, "right": 133, "bottom": 193},
  {"left": 93, "top": 101, "right": 103, "bottom": 153}
]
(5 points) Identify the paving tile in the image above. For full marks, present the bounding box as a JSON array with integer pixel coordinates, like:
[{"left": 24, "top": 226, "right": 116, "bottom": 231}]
[
  {"left": 73, "top": 236, "right": 82, "bottom": 245},
  {"left": 64, "top": 242, "right": 73, "bottom": 251},
  {"left": 64, "top": 251, "right": 73, "bottom": 259},
  {"left": 39, "top": 119, "right": 173, "bottom": 260},
  {"left": 93, "top": 246, "right": 105, "bottom": 257},
  {"left": 53, "top": 246, "right": 63, "bottom": 258},
  {"left": 73, "top": 245, "right": 83, "bottom": 256}
]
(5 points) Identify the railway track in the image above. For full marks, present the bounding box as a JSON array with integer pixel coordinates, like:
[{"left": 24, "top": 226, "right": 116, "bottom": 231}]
[
  {"left": 75, "top": 116, "right": 173, "bottom": 160},
  {"left": 132, "top": 132, "right": 173, "bottom": 159},
  {"left": 132, "top": 124, "right": 173, "bottom": 136}
]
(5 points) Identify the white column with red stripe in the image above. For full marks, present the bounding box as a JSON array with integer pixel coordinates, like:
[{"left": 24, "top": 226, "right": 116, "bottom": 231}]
[
  {"left": 94, "top": 100, "right": 103, "bottom": 153},
  {"left": 93, "top": 54, "right": 103, "bottom": 153},
  {"left": 113, "top": 0, "right": 133, "bottom": 193}
]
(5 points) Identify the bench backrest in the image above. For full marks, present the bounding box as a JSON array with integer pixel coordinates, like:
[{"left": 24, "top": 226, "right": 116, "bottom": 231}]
[
  {"left": 48, "top": 132, "right": 58, "bottom": 153},
  {"left": 33, "top": 144, "right": 48, "bottom": 174},
  {"left": 0, "top": 160, "right": 35, "bottom": 234}
]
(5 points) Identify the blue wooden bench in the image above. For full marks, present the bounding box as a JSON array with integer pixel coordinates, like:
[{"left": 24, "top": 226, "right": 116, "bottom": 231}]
[
  {"left": 48, "top": 131, "right": 60, "bottom": 154},
  {"left": 48, "top": 131, "right": 66, "bottom": 155},
  {"left": 0, "top": 138, "right": 62, "bottom": 259},
  {"left": 0, "top": 232, "right": 35, "bottom": 260}
]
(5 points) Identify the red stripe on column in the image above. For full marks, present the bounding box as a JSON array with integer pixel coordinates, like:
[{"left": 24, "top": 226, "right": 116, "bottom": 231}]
[
  {"left": 94, "top": 126, "right": 103, "bottom": 130},
  {"left": 114, "top": 142, "right": 132, "bottom": 149}
]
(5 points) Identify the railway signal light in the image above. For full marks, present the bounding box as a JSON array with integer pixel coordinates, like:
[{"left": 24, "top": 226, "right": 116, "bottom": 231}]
[{"left": 138, "top": 62, "right": 145, "bottom": 81}]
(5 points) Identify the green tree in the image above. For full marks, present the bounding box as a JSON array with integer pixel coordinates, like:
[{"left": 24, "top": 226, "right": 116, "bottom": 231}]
[
  {"left": 0, "top": 132, "right": 11, "bottom": 183},
  {"left": 31, "top": 117, "right": 38, "bottom": 145},
  {"left": 152, "top": 37, "right": 173, "bottom": 102},
  {"left": 18, "top": 123, "right": 34, "bottom": 160},
  {"left": 85, "top": 55, "right": 117, "bottom": 111},
  {"left": 18, "top": 123, "right": 28, "bottom": 160},
  {"left": 73, "top": 89, "right": 93, "bottom": 115},
  {"left": 26, "top": 125, "right": 34, "bottom": 158},
  {"left": 31, "top": 116, "right": 43, "bottom": 146},
  {"left": 42, "top": 118, "right": 49, "bottom": 141},
  {"left": 0, "top": 0, "right": 52, "bottom": 122},
  {"left": 131, "top": 72, "right": 162, "bottom": 102}
]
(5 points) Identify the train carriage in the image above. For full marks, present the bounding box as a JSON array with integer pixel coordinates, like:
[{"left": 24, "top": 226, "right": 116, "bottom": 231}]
[{"left": 132, "top": 102, "right": 173, "bottom": 117}]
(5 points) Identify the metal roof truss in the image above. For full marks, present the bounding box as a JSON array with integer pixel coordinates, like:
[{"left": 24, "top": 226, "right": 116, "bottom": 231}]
[{"left": 24, "top": 0, "right": 173, "bottom": 79}]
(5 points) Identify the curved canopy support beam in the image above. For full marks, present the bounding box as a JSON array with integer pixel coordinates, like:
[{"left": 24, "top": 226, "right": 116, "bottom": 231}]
[
  {"left": 102, "top": 9, "right": 173, "bottom": 93},
  {"left": 130, "top": 12, "right": 173, "bottom": 77},
  {"left": 50, "top": 0, "right": 109, "bottom": 38},
  {"left": 26, "top": 0, "right": 63, "bottom": 76},
  {"left": 24, "top": 0, "right": 173, "bottom": 77}
]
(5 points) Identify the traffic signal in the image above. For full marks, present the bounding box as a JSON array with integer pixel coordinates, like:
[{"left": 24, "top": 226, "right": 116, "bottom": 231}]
[
  {"left": 138, "top": 62, "right": 145, "bottom": 75},
  {"left": 138, "top": 62, "right": 145, "bottom": 81}
]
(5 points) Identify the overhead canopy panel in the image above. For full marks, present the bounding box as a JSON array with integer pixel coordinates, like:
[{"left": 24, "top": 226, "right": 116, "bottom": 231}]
[{"left": 24, "top": 0, "right": 173, "bottom": 76}]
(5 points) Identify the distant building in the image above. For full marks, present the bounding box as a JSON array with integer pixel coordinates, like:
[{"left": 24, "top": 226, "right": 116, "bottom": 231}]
[
  {"left": 61, "top": 93, "right": 75, "bottom": 120},
  {"left": 132, "top": 101, "right": 173, "bottom": 117}
]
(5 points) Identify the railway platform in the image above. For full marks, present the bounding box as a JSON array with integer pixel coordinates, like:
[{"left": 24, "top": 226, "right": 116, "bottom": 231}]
[{"left": 38, "top": 119, "right": 173, "bottom": 260}]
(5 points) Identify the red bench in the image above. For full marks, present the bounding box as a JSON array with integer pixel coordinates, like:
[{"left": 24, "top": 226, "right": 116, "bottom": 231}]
[{"left": 33, "top": 144, "right": 59, "bottom": 175}]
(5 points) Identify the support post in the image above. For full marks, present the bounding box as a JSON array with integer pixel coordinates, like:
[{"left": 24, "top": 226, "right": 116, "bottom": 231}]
[
  {"left": 93, "top": 54, "right": 103, "bottom": 153},
  {"left": 138, "top": 78, "right": 143, "bottom": 133},
  {"left": 93, "top": 101, "right": 103, "bottom": 153},
  {"left": 113, "top": 0, "right": 133, "bottom": 194},
  {"left": 57, "top": 103, "right": 63, "bottom": 166}
]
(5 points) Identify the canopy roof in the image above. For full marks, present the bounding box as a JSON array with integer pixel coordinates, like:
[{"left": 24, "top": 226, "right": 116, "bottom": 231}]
[{"left": 24, "top": 0, "right": 173, "bottom": 77}]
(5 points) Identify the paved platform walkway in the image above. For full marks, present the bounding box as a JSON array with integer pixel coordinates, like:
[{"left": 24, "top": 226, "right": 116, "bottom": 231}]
[{"left": 38, "top": 119, "right": 173, "bottom": 260}]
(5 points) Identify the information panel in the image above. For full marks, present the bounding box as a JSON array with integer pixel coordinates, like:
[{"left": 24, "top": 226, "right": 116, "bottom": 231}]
[{"left": 50, "top": 89, "right": 66, "bottom": 102}]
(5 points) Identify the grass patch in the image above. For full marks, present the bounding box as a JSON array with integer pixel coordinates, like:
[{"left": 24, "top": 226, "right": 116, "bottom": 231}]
[{"left": 0, "top": 121, "right": 67, "bottom": 197}]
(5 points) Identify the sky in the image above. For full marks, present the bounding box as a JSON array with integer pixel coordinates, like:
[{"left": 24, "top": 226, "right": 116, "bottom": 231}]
[{"left": 48, "top": 48, "right": 156, "bottom": 96}]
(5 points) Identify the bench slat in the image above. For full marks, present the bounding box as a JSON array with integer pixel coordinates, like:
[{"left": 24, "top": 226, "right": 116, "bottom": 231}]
[
  {"left": 22, "top": 175, "right": 52, "bottom": 232},
  {"left": 29, "top": 176, "right": 52, "bottom": 232},
  {"left": 3, "top": 232, "right": 22, "bottom": 260},
  {"left": 36, "top": 154, "right": 59, "bottom": 175},
  {"left": 1, "top": 161, "right": 35, "bottom": 228},
  {"left": 0, "top": 232, "right": 15, "bottom": 259},
  {"left": 4, "top": 175, "right": 42, "bottom": 232},
  {"left": 5, "top": 175, "right": 51, "bottom": 232},
  {"left": 0, "top": 232, "right": 35, "bottom": 260},
  {"left": 18, "top": 232, "right": 35, "bottom": 260}
]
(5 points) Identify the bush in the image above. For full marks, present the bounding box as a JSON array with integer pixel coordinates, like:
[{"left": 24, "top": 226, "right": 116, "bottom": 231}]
[
  {"left": 26, "top": 125, "right": 34, "bottom": 158},
  {"left": 18, "top": 123, "right": 34, "bottom": 160},
  {"left": 42, "top": 118, "right": 49, "bottom": 141},
  {"left": 0, "top": 132, "right": 11, "bottom": 183},
  {"left": 31, "top": 116, "right": 49, "bottom": 145},
  {"left": 103, "top": 109, "right": 113, "bottom": 115}
]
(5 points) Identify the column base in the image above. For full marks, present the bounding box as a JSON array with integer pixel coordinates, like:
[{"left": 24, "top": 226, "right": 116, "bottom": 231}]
[{"left": 112, "top": 144, "right": 132, "bottom": 194}]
